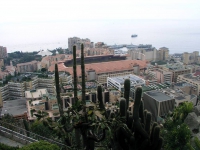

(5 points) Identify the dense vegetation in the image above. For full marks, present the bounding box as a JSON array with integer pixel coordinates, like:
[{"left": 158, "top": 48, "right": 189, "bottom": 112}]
[
  {"left": 0, "top": 141, "right": 59, "bottom": 150},
  {"left": 161, "top": 102, "right": 200, "bottom": 150}
]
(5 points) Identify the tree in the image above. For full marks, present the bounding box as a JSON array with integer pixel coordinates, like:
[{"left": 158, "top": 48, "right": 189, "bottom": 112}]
[
  {"left": 172, "top": 102, "right": 193, "bottom": 122},
  {"left": 162, "top": 120, "right": 191, "bottom": 150},
  {"left": 41, "top": 68, "right": 47, "bottom": 72},
  {"left": 161, "top": 102, "right": 194, "bottom": 150},
  {"left": 30, "top": 121, "right": 54, "bottom": 139}
]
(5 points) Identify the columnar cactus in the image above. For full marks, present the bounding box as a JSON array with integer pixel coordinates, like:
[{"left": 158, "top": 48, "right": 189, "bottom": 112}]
[
  {"left": 124, "top": 79, "right": 130, "bottom": 110},
  {"left": 81, "top": 44, "right": 85, "bottom": 105},
  {"left": 55, "top": 64, "right": 64, "bottom": 116},
  {"left": 114, "top": 86, "right": 163, "bottom": 150},
  {"left": 73, "top": 45, "right": 78, "bottom": 102},
  {"left": 97, "top": 85, "right": 108, "bottom": 119}
]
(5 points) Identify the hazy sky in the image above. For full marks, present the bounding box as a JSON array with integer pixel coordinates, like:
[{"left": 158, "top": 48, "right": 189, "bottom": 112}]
[
  {"left": 0, "top": 0, "right": 199, "bottom": 23},
  {"left": 0, "top": 0, "right": 200, "bottom": 52}
]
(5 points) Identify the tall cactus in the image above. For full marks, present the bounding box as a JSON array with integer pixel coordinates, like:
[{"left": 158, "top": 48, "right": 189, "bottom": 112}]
[
  {"left": 124, "top": 79, "right": 130, "bottom": 111},
  {"left": 73, "top": 45, "right": 78, "bottom": 102},
  {"left": 114, "top": 86, "right": 163, "bottom": 150},
  {"left": 55, "top": 64, "right": 64, "bottom": 116},
  {"left": 97, "top": 85, "right": 103, "bottom": 109},
  {"left": 81, "top": 44, "right": 85, "bottom": 105}
]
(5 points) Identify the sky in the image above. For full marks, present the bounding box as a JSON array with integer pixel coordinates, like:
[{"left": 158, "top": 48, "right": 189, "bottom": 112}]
[{"left": 0, "top": 0, "right": 200, "bottom": 52}]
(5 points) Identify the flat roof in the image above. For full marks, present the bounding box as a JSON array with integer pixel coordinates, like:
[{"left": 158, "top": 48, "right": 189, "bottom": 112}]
[
  {"left": 1, "top": 99, "right": 27, "bottom": 116},
  {"left": 25, "top": 89, "right": 48, "bottom": 99},
  {"left": 145, "top": 90, "right": 173, "bottom": 102},
  {"left": 109, "top": 74, "right": 145, "bottom": 85}
]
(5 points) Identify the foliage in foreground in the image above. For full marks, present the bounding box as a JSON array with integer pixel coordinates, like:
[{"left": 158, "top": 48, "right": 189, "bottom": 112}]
[
  {"left": 0, "top": 143, "right": 19, "bottom": 150},
  {"left": 0, "top": 141, "right": 59, "bottom": 150},
  {"left": 161, "top": 102, "right": 194, "bottom": 150},
  {"left": 20, "top": 141, "right": 59, "bottom": 150}
]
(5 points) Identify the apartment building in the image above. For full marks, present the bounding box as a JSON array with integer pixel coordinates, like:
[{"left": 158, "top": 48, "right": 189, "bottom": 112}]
[
  {"left": 8, "top": 82, "right": 25, "bottom": 98},
  {"left": 0, "top": 85, "right": 9, "bottom": 107},
  {"left": 107, "top": 74, "right": 145, "bottom": 92},
  {"left": 17, "top": 61, "right": 38, "bottom": 73},
  {"left": 40, "top": 54, "right": 66, "bottom": 69},
  {"left": 68, "top": 37, "right": 94, "bottom": 52},
  {"left": 143, "top": 90, "right": 175, "bottom": 121},
  {"left": 0, "top": 46, "right": 7, "bottom": 58},
  {"left": 174, "top": 82, "right": 198, "bottom": 95},
  {"left": 157, "top": 47, "right": 169, "bottom": 61},
  {"left": 162, "top": 88, "right": 197, "bottom": 107},
  {"left": 160, "top": 63, "right": 192, "bottom": 82},
  {"left": 151, "top": 69, "right": 172, "bottom": 83},
  {"left": 183, "top": 51, "right": 200, "bottom": 65},
  {"left": 38, "top": 77, "right": 55, "bottom": 94},
  {"left": 177, "top": 73, "right": 200, "bottom": 96},
  {"left": 48, "top": 60, "right": 147, "bottom": 84},
  {"left": 129, "top": 44, "right": 157, "bottom": 61},
  {"left": 83, "top": 48, "right": 114, "bottom": 56}
]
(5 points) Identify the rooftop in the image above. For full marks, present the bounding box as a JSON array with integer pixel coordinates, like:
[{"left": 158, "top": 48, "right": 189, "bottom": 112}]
[
  {"left": 108, "top": 74, "right": 145, "bottom": 86},
  {"left": 145, "top": 90, "right": 173, "bottom": 102},
  {"left": 25, "top": 89, "right": 48, "bottom": 99},
  {"left": 180, "top": 73, "right": 200, "bottom": 83},
  {"left": 1, "top": 99, "right": 27, "bottom": 116},
  {"left": 48, "top": 59, "right": 147, "bottom": 76},
  {"left": 17, "top": 61, "right": 38, "bottom": 67}
]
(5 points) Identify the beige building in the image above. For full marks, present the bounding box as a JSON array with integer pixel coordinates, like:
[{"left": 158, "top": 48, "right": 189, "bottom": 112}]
[
  {"left": 68, "top": 37, "right": 94, "bottom": 52},
  {"left": 129, "top": 44, "right": 157, "bottom": 61},
  {"left": 0, "top": 46, "right": 7, "bottom": 58},
  {"left": 162, "top": 88, "right": 197, "bottom": 107},
  {"left": 157, "top": 47, "right": 169, "bottom": 61},
  {"left": 83, "top": 48, "right": 114, "bottom": 57},
  {"left": 8, "top": 82, "right": 25, "bottom": 98},
  {"left": 40, "top": 54, "right": 66, "bottom": 69},
  {"left": 17, "top": 61, "right": 38, "bottom": 73},
  {"left": 177, "top": 73, "right": 200, "bottom": 96},
  {"left": 183, "top": 51, "right": 200, "bottom": 65},
  {"left": 159, "top": 63, "right": 192, "bottom": 82},
  {"left": 0, "top": 59, "right": 4, "bottom": 68},
  {"left": 0, "top": 85, "right": 9, "bottom": 107},
  {"left": 155, "top": 69, "right": 172, "bottom": 83}
]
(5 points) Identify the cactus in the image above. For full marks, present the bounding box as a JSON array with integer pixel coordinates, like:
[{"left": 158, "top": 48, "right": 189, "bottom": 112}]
[
  {"left": 113, "top": 86, "right": 163, "bottom": 150},
  {"left": 55, "top": 64, "right": 64, "bottom": 116},
  {"left": 73, "top": 45, "right": 78, "bottom": 102},
  {"left": 124, "top": 79, "right": 130, "bottom": 110},
  {"left": 97, "top": 85, "right": 103, "bottom": 109},
  {"left": 81, "top": 44, "right": 86, "bottom": 105},
  {"left": 97, "top": 85, "right": 108, "bottom": 119}
]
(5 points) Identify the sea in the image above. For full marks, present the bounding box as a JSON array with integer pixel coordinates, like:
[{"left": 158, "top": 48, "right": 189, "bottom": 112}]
[{"left": 1, "top": 19, "right": 200, "bottom": 54}]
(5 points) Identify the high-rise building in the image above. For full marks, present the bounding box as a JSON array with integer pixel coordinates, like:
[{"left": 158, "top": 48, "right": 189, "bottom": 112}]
[
  {"left": 0, "top": 46, "right": 7, "bottom": 58},
  {"left": 183, "top": 51, "right": 200, "bottom": 65},
  {"left": 157, "top": 47, "right": 169, "bottom": 61},
  {"left": 68, "top": 37, "right": 94, "bottom": 52}
]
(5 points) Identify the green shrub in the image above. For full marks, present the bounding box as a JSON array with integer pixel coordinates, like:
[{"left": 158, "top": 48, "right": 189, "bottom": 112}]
[
  {"left": 0, "top": 143, "right": 19, "bottom": 150},
  {"left": 20, "top": 141, "right": 59, "bottom": 150}
]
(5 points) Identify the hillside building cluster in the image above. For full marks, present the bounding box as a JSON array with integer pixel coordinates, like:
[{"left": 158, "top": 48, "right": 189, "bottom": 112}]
[{"left": 0, "top": 37, "right": 200, "bottom": 123}]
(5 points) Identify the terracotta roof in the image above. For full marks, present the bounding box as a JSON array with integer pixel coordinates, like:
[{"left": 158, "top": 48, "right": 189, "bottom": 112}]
[{"left": 48, "top": 60, "right": 147, "bottom": 76}]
